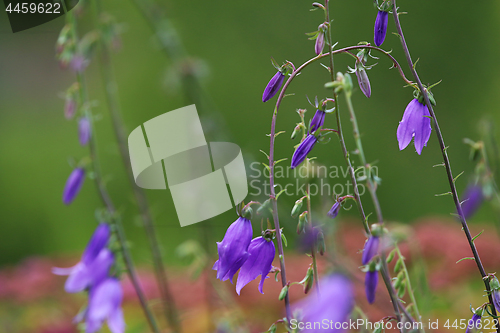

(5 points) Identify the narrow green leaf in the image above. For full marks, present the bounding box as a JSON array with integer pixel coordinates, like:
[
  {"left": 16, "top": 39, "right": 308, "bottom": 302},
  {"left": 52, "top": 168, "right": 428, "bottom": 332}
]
[
  {"left": 453, "top": 171, "right": 465, "bottom": 183},
  {"left": 456, "top": 257, "right": 475, "bottom": 264},
  {"left": 472, "top": 230, "right": 484, "bottom": 242}
]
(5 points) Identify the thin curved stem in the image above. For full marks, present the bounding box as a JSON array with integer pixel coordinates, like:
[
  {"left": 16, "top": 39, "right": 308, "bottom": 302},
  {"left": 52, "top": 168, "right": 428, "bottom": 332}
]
[
  {"left": 268, "top": 105, "right": 292, "bottom": 324},
  {"left": 65, "top": 11, "right": 160, "bottom": 333},
  {"left": 391, "top": 1, "right": 499, "bottom": 329}
]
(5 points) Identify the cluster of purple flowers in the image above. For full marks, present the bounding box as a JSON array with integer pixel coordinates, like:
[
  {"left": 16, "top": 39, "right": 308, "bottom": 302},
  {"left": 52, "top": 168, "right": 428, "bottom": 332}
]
[
  {"left": 53, "top": 224, "right": 125, "bottom": 333},
  {"left": 213, "top": 216, "right": 276, "bottom": 295}
]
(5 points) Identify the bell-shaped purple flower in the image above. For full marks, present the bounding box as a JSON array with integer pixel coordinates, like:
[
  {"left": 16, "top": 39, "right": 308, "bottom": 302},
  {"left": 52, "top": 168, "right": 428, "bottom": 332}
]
[
  {"left": 466, "top": 312, "right": 481, "bottom": 333},
  {"left": 365, "top": 270, "right": 378, "bottom": 304},
  {"left": 79, "top": 117, "right": 91, "bottom": 146},
  {"left": 355, "top": 62, "right": 371, "bottom": 98},
  {"left": 374, "top": 11, "right": 389, "bottom": 46},
  {"left": 262, "top": 71, "right": 285, "bottom": 102},
  {"left": 362, "top": 236, "right": 379, "bottom": 265},
  {"left": 460, "top": 184, "right": 484, "bottom": 219},
  {"left": 310, "top": 110, "right": 326, "bottom": 133},
  {"left": 85, "top": 278, "right": 125, "bottom": 333},
  {"left": 291, "top": 134, "right": 318, "bottom": 169},
  {"left": 327, "top": 201, "right": 341, "bottom": 219},
  {"left": 53, "top": 224, "right": 112, "bottom": 293},
  {"left": 293, "top": 274, "right": 354, "bottom": 332},
  {"left": 236, "top": 236, "right": 275, "bottom": 295},
  {"left": 213, "top": 217, "right": 253, "bottom": 282},
  {"left": 396, "top": 99, "right": 432, "bottom": 155},
  {"left": 63, "top": 167, "right": 86, "bottom": 205},
  {"left": 315, "top": 31, "right": 325, "bottom": 55}
]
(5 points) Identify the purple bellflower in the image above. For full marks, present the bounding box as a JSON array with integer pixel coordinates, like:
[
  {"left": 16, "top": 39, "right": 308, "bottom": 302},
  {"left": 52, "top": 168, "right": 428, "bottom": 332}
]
[
  {"left": 213, "top": 217, "right": 253, "bottom": 282},
  {"left": 236, "top": 236, "right": 275, "bottom": 295},
  {"left": 362, "top": 236, "right": 379, "bottom": 265},
  {"left": 63, "top": 167, "right": 86, "bottom": 205},
  {"left": 262, "top": 71, "right": 285, "bottom": 102},
  {"left": 460, "top": 184, "right": 484, "bottom": 219},
  {"left": 85, "top": 277, "right": 125, "bottom": 333},
  {"left": 291, "top": 134, "right": 318, "bottom": 169},
  {"left": 466, "top": 312, "right": 481, "bottom": 333},
  {"left": 327, "top": 201, "right": 341, "bottom": 219},
  {"left": 53, "top": 224, "right": 112, "bottom": 292},
  {"left": 396, "top": 99, "right": 432, "bottom": 155},
  {"left": 79, "top": 117, "right": 91, "bottom": 146},
  {"left": 374, "top": 11, "right": 389, "bottom": 46},
  {"left": 309, "top": 110, "right": 326, "bottom": 133},
  {"left": 365, "top": 270, "right": 378, "bottom": 304},
  {"left": 294, "top": 274, "right": 354, "bottom": 333}
]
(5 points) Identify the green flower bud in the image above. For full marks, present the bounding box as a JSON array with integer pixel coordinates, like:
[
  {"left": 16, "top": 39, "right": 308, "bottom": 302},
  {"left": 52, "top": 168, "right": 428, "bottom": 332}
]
[
  {"left": 291, "top": 198, "right": 304, "bottom": 218},
  {"left": 279, "top": 285, "right": 289, "bottom": 300}
]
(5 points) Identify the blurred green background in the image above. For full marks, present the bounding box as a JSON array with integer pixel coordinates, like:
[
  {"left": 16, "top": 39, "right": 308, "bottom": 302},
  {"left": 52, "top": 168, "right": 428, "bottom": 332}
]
[{"left": 0, "top": 0, "right": 499, "bottom": 270}]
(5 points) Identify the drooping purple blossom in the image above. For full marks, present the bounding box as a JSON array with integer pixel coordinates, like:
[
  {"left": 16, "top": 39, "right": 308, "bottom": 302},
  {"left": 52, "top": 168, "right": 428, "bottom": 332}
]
[
  {"left": 236, "top": 236, "right": 275, "bottom": 295},
  {"left": 460, "top": 184, "right": 484, "bottom": 219},
  {"left": 365, "top": 270, "right": 378, "bottom": 304},
  {"left": 355, "top": 62, "right": 371, "bottom": 98},
  {"left": 291, "top": 134, "right": 318, "bottom": 169},
  {"left": 396, "top": 99, "right": 432, "bottom": 155},
  {"left": 85, "top": 278, "right": 125, "bottom": 333},
  {"left": 361, "top": 236, "right": 379, "bottom": 265},
  {"left": 53, "top": 224, "right": 112, "bottom": 292},
  {"left": 327, "top": 201, "right": 341, "bottom": 219},
  {"left": 310, "top": 110, "right": 326, "bottom": 133},
  {"left": 293, "top": 274, "right": 353, "bottom": 333},
  {"left": 466, "top": 312, "right": 481, "bottom": 333},
  {"left": 262, "top": 71, "right": 285, "bottom": 102},
  {"left": 374, "top": 11, "right": 389, "bottom": 46},
  {"left": 79, "top": 117, "right": 91, "bottom": 146},
  {"left": 315, "top": 30, "right": 325, "bottom": 55},
  {"left": 63, "top": 167, "right": 86, "bottom": 205},
  {"left": 213, "top": 217, "right": 253, "bottom": 282}
]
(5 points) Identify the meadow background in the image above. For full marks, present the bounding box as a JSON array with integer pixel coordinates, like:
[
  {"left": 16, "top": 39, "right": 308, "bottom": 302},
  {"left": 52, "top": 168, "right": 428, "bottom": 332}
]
[{"left": 0, "top": 0, "right": 499, "bottom": 332}]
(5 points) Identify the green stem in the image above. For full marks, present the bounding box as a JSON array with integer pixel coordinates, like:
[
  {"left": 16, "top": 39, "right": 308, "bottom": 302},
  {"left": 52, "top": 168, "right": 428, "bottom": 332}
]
[
  {"left": 395, "top": 245, "right": 423, "bottom": 324},
  {"left": 344, "top": 92, "right": 383, "bottom": 223},
  {"left": 65, "top": 10, "right": 160, "bottom": 333},
  {"left": 89, "top": 1, "right": 182, "bottom": 331},
  {"left": 391, "top": 1, "right": 499, "bottom": 329}
]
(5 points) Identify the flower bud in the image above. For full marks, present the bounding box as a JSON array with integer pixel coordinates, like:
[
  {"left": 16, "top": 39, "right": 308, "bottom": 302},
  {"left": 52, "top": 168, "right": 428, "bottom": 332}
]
[
  {"left": 64, "top": 97, "right": 76, "bottom": 120},
  {"left": 78, "top": 117, "right": 91, "bottom": 146},
  {"left": 291, "top": 198, "right": 304, "bottom": 218},
  {"left": 355, "top": 61, "right": 371, "bottom": 98},
  {"left": 297, "top": 211, "right": 308, "bottom": 234},
  {"left": 279, "top": 285, "right": 289, "bottom": 300},
  {"left": 317, "top": 231, "right": 326, "bottom": 255},
  {"left": 257, "top": 199, "right": 273, "bottom": 216},
  {"left": 327, "top": 201, "right": 340, "bottom": 219},
  {"left": 63, "top": 168, "right": 86, "bottom": 205},
  {"left": 374, "top": 10, "right": 389, "bottom": 46},
  {"left": 315, "top": 28, "right": 325, "bottom": 55},
  {"left": 262, "top": 71, "right": 285, "bottom": 102},
  {"left": 301, "top": 266, "right": 314, "bottom": 294}
]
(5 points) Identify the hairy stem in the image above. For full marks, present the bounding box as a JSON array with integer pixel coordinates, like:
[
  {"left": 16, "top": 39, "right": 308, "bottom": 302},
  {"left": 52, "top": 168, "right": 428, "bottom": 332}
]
[
  {"left": 89, "top": 1, "right": 181, "bottom": 331},
  {"left": 391, "top": 1, "right": 499, "bottom": 328},
  {"left": 268, "top": 106, "right": 292, "bottom": 324},
  {"left": 65, "top": 11, "right": 160, "bottom": 333}
]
